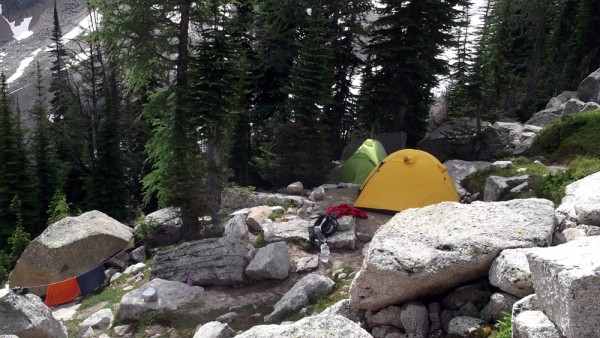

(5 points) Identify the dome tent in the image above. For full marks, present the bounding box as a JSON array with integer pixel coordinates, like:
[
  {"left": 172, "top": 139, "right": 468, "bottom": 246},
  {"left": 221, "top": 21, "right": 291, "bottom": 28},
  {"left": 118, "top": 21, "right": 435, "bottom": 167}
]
[
  {"left": 340, "top": 139, "right": 387, "bottom": 185},
  {"left": 354, "top": 149, "right": 459, "bottom": 213}
]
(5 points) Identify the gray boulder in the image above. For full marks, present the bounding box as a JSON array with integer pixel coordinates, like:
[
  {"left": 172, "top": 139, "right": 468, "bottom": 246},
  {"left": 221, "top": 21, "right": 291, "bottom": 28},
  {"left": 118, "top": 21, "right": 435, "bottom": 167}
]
[
  {"left": 561, "top": 98, "right": 586, "bottom": 116},
  {"left": 193, "top": 321, "right": 234, "bottom": 338},
  {"left": 489, "top": 248, "right": 542, "bottom": 297},
  {"left": 119, "top": 278, "right": 204, "bottom": 321},
  {"left": 513, "top": 311, "right": 562, "bottom": 338},
  {"left": 417, "top": 118, "right": 508, "bottom": 162},
  {"left": 350, "top": 199, "right": 556, "bottom": 310},
  {"left": 80, "top": 308, "right": 114, "bottom": 330},
  {"left": 483, "top": 175, "right": 529, "bottom": 201},
  {"left": 138, "top": 207, "right": 182, "bottom": 247},
  {"left": 546, "top": 91, "right": 576, "bottom": 109},
  {"left": 366, "top": 305, "right": 403, "bottom": 329},
  {"left": 512, "top": 294, "right": 540, "bottom": 318},
  {"left": 447, "top": 316, "right": 489, "bottom": 337},
  {"left": 582, "top": 101, "right": 600, "bottom": 112},
  {"left": 245, "top": 242, "right": 290, "bottom": 280},
  {"left": 577, "top": 67, "right": 600, "bottom": 103},
  {"left": 443, "top": 160, "right": 492, "bottom": 197},
  {"left": 223, "top": 214, "right": 249, "bottom": 240},
  {"left": 151, "top": 238, "right": 254, "bottom": 285},
  {"left": 238, "top": 314, "right": 371, "bottom": 338},
  {"left": 295, "top": 255, "right": 319, "bottom": 273},
  {"left": 555, "top": 171, "right": 600, "bottom": 225},
  {"left": 0, "top": 293, "right": 67, "bottom": 338},
  {"left": 527, "top": 236, "right": 600, "bottom": 338},
  {"left": 130, "top": 246, "right": 147, "bottom": 263},
  {"left": 443, "top": 283, "right": 491, "bottom": 310},
  {"left": 287, "top": 181, "right": 304, "bottom": 194},
  {"left": 575, "top": 203, "right": 600, "bottom": 226},
  {"left": 400, "top": 302, "right": 429, "bottom": 337},
  {"left": 320, "top": 299, "right": 363, "bottom": 323},
  {"left": 113, "top": 325, "right": 133, "bottom": 336},
  {"left": 9, "top": 211, "right": 133, "bottom": 296},
  {"left": 264, "top": 274, "right": 334, "bottom": 324},
  {"left": 480, "top": 292, "right": 519, "bottom": 322},
  {"left": 246, "top": 206, "right": 272, "bottom": 232},
  {"left": 525, "top": 106, "right": 563, "bottom": 127}
]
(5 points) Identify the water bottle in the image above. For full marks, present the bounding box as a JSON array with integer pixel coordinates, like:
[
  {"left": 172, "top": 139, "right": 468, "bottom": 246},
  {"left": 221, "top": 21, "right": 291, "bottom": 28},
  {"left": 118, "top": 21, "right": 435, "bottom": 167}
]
[{"left": 320, "top": 243, "right": 330, "bottom": 263}]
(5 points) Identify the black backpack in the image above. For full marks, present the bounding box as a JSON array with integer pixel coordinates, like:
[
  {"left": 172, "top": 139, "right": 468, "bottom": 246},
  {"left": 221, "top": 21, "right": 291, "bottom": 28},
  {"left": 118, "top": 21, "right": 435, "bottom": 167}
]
[{"left": 308, "top": 212, "right": 339, "bottom": 246}]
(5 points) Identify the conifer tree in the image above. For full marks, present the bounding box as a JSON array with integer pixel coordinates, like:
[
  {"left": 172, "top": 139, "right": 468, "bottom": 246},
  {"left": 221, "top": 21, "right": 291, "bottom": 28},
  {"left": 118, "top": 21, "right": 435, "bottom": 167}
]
[
  {"left": 30, "top": 63, "right": 59, "bottom": 229},
  {"left": 358, "top": 0, "right": 464, "bottom": 145}
]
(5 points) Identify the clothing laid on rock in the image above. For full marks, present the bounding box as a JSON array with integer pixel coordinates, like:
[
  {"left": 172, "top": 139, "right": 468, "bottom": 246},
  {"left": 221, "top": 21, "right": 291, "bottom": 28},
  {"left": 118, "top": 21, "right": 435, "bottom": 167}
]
[
  {"left": 76, "top": 265, "right": 106, "bottom": 296},
  {"left": 44, "top": 277, "right": 81, "bottom": 307},
  {"left": 326, "top": 204, "right": 368, "bottom": 219}
]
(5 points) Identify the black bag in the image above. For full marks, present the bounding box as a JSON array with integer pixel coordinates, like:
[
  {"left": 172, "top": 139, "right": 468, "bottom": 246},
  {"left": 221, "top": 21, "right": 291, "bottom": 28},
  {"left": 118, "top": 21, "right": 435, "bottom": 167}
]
[{"left": 308, "top": 213, "right": 339, "bottom": 246}]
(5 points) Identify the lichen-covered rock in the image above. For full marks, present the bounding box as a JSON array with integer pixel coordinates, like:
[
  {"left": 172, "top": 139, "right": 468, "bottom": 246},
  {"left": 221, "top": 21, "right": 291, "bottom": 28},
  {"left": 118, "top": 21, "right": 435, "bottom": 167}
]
[
  {"left": 350, "top": 199, "right": 556, "bottom": 310},
  {"left": 9, "top": 211, "right": 133, "bottom": 295},
  {"left": 237, "top": 314, "right": 371, "bottom": 338},
  {"left": 513, "top": 311, "right": 562, "bottom": 338},
  {"left": 151, "top": 238, "right": 254, "bottom": 285},
  {"left": 555, "top": 172, "right": 600, "bottom": 225},
  {"left": 527, "top": 236, "right": 600, "bottom": 338}
]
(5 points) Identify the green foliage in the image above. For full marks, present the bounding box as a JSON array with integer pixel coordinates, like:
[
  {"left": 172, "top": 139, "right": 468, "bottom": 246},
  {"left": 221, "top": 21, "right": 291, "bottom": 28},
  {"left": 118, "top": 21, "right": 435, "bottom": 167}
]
[
  {"left": 254, "top": 233, "right": 266, "bottom": 248},
  {"left": 268, "top": 209, "right": 284, "bottom": 221},
  {"left": 8, "top": 226, "right": 30, "bottom": 262},
  {"left": 529, "top": 110, "right": 600, "bottom": 159},
  {"left": 47, "top": 191, "right": 70, "bottom": 225},
  {"left": 494, "top": 312, "right": 512, "bottom": 338},
  {"left": 0, "top": 250, "right": 12, "bottom": 283}
]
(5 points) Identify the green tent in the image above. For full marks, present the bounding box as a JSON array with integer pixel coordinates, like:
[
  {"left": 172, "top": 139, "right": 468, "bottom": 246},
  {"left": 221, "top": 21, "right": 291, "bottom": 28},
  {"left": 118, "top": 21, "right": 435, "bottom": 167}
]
[{"left": 340, "top": 139, "right": 387, "bottom": 184}]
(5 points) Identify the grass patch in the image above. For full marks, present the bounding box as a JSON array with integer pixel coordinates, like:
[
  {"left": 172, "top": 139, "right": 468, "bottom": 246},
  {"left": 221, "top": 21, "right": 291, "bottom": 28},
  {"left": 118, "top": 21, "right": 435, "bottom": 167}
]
[
  {"left": 489, "top": 312, "right": 512, "bottom": 338},
  {"left": 268, "top": 209, "right": 284, "bottom": 221},
  {"left": 529, "top": 109, "right": 600, "bottom": 160},
  {"left": 462, "top": 157, "right": 552, "bottom": 198},
  {"left": 254, "top": 234, "right": 266, "bottom": 248}
]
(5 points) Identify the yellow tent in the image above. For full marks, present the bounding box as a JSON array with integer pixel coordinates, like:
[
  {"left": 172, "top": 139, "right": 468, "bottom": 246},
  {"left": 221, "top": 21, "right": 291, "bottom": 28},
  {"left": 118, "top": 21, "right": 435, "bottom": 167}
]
[{"left": 354, "top": 149, "right": 459, "bottom": 213}]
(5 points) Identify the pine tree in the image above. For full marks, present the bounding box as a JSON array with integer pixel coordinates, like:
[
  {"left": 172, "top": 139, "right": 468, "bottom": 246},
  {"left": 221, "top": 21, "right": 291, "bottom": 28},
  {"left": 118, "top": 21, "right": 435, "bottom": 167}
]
[
  {"left": 0, "top": 74, "right": 33, "bottom": 240},
  {"left": 263, "top": 0, "right": 334, "bottom": 187},
  {"left": 30, "top": 63, "right": 59, "bottom": 229},
  {"left": 357, "top": 0, "right": 464, "bottom": 145}
]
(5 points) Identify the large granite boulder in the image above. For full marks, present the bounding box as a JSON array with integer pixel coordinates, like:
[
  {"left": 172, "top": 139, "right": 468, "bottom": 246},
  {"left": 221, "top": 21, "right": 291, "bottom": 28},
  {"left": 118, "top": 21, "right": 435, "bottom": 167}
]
[
  {"left": 527, "top": 236, "right": 600, "bottom": 338},
  {"left": 264, "top": 274, "right": 334, "bottom": 324},
  {"left": 137, "top": 207, "right": 183, "bottom": 247},
  {"left": 9, "top": 211, "right": 133, "bottom": 295},
  {"left": 120, "top": 278, "right": 204, "bottom": 321},
  {"left": 245, "top": 242, "right": 290, "bottom": 280},
  {"left": 223, "top": 214, "right": 249, "bottom": 240},
  {"left": 151, "top": 238, "right": 254, "bottom": 285},
  {"left": 417, "top": 118, "right": 508, "bottom": 162},
  {"left": 239, "top": 314, "right": 371, "bottom": 338},
  {"left": 442, "top": 160, "right": 492, "bottom": 197},
  {"left": 193, "top": 321, "right": 234, "bottom": 338},
  {"left": 0, "top": 292, "right": 68, "bottom": 338},
  {"left": 561, "top": 98, "right": 586, "bottom": 116},
  {"left": 350, "top": 199, "right": 556, "bottom": 311},
  {"left": 513, "top": 311, "right": 562, "bottom": 338},
  {"left": 577, "top": 67, "right": 600, "bottom": 103},
  {"left": 555, "top": 171, "right": 600, "bottom": 225}
]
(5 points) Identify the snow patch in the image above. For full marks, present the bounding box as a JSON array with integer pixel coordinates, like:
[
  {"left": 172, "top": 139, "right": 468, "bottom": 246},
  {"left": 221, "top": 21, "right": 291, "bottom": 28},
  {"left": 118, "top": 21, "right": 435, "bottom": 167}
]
[
  {"left": 7, "top": 48, "right": 42, "bottom": 84},
  {"left": 2, "top": 16, "right": 34, "bottom": 40},
  {"left": 63, "top": 12, "right": 101, "bottom": 42}
]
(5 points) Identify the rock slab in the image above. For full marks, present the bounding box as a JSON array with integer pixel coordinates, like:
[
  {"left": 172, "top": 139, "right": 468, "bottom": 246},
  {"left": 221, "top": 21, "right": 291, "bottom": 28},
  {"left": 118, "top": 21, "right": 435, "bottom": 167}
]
[
  {"left": 120, "top": 278, "right": 204, "bottom": 321},
  {"left": 0, "top": 293, "right": 67, "bottom": 338},
  {"left": 350, "top": 199, "right": 556, "bottom": 310},
  {"left": 9, "top": 211, "right": 133, "bottom": 295},
  {"left": 264, "top": 274, "right": 334, "bottom": 324},
  {"left": 238, "top": 314, "right": 371, "bottom": 338},
  {"left": 151, "top": 237, "right": 254, "bottom": 285},
  {"left": 527, "top": 236, "right": 600, "bottom": 338}
]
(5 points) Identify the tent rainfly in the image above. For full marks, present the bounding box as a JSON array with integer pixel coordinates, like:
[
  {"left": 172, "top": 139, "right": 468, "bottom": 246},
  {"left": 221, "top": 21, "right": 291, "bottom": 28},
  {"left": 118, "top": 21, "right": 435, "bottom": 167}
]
[
  {"left": 354, "top": 149, "right": 459, "bottom": 213},
  {"left": 340, "top": 139, "right": 387, "bottom": 185}
]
